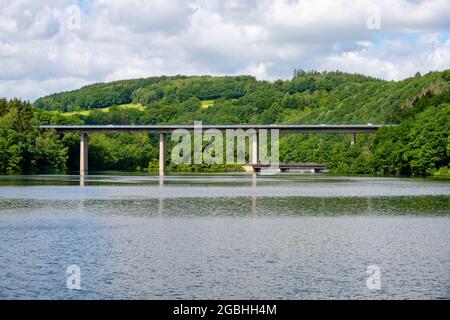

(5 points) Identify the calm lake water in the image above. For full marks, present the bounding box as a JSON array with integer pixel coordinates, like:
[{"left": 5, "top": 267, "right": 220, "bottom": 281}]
[{"left": 0, "top": 173, "right": 449, "bottom": 299}]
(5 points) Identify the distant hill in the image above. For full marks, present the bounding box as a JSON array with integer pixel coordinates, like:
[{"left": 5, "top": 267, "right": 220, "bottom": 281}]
[
  {"left": 34, "top": 75, "right": 256, "bottom": 112},
  {"left": 34, "top": 70, "right": 450, "bottom": 124},
  {"left": 35, "top": 70, "right": 450, "bottom": 123}
]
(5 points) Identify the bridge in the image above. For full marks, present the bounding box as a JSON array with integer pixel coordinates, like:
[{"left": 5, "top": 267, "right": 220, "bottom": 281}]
[
  {"left": 246, "top": 163, "right": 328, "bottom": 173},
  {"left": 40, "top": 124, "right": 395, "bottom": 176}
]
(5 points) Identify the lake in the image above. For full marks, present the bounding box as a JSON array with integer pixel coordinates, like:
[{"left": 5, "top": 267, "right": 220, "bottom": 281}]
[{"left": 0, "top": 173, "right": 449, "bottom": 299}]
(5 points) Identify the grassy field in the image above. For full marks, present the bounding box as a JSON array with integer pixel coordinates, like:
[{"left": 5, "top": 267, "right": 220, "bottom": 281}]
[
  {"left": 56, "top": 101, "right": 213, "bottom": 116},
  {"left": 60, "top": 103, "right": 145, "bottom": 116},
  {"left": 201, "top": 100, "right": 215, "bottom": 109}
]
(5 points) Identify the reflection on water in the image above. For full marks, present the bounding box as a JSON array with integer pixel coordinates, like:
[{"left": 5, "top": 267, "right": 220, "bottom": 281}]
[
  {"left": 1, "top": 196, "right": 449, "bottom": 217},
  {"left": 0, "top": 174, "right": 449, "bottom": 299}
]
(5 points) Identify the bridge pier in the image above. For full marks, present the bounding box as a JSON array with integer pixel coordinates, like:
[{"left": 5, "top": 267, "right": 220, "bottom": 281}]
[
  {"left": 80, "top": 133, "right": 88, "bottom": 175},
  {"left": 351, "top": 132, "right": 357, "bottom": 145},
  {"left": 252, "top": 132, "right": 258, "bottom": 165},
  {"left": 159, "top": 133, "right": 166, "bottom": 176}
]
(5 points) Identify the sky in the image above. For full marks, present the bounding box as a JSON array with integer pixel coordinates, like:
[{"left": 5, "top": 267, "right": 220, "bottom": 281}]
[{"left": 0, "top": 0, "right": 449, "bottom": 101}]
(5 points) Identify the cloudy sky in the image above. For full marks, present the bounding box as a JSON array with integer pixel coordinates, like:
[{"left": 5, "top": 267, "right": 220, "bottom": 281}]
[{"left": 1, "top": 0, "right": 449, "bottom": 101}]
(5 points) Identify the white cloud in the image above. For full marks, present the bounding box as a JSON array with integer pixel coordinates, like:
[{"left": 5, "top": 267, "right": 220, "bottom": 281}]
[
  {"left": 0, "top": 0, "right": 449, "bottom": 101},
  {"left": 239, "top": 62, "right": 271, "bottom": 80},
  {"left": 322, "top": 33, "right": 450, "bottom": 80},
  {"left": 94, "top": 0, "right": 193, "bottom": 34},
  {"left": 1, "top": 77, "right": 90, "bottom": 101}
]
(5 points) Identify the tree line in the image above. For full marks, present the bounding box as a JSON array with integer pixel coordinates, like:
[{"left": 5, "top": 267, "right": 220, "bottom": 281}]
[{"left": 1, "top": 69, "right": 449, "bottom": 176}]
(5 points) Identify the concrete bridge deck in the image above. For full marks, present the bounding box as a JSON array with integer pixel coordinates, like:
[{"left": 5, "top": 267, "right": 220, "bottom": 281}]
[{"left": 40, "top": 124, "right": 390, "bottom": 133}]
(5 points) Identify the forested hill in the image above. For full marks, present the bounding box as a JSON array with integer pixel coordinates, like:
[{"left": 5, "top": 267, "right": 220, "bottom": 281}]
[
  {"left": 1, "top": 69, "right": 448, "bottom": 176},
  {"left": 34, "top": 70, "right": 450, "bottom": 124}
]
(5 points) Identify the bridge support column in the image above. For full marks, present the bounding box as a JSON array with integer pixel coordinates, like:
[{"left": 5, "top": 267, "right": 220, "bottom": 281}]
[
  {"left": 80, "top": 133, "right": 88, "bottom": 175},
  {"left": 351, "top": 133, "right": 357, "bottom": 145},
  {"left": 252, "top": 132, "right": 258, "bottom": 165},
  {"left": 159, "top": 133, "right": 166, "bottom": 176}
]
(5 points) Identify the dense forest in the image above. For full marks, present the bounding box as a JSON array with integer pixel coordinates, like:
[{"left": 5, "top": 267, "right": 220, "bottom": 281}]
[{"left": 2, "top": 69, "right": 450, "bottom": 176}]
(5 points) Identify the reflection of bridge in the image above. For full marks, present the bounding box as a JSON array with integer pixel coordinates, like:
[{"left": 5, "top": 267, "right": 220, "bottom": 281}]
[{"left": 40, "top": 124, "right": 395, "bottom": 176}]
